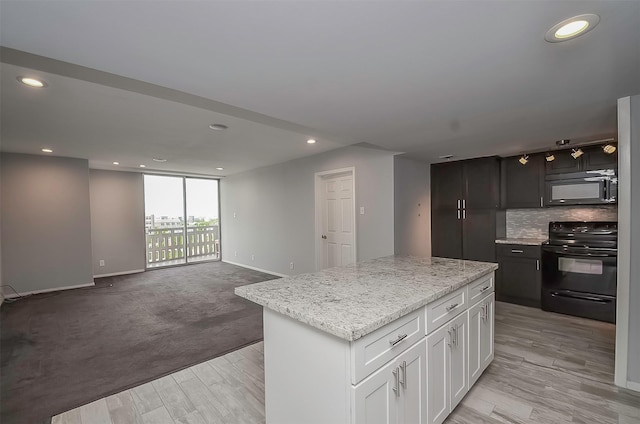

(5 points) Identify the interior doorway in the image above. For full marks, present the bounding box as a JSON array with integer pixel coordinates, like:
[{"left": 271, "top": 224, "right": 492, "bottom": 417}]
[
  {"left": 315, "top": 168, "right": 356, "bottom": 271},
  {"left": 144, "top": 175, "right": 220, "bottom": 268}
]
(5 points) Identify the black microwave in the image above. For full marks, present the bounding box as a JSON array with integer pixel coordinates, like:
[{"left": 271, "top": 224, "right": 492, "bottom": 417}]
[{"left": 545, "top": 170, "right": 617, "bottom": 206}]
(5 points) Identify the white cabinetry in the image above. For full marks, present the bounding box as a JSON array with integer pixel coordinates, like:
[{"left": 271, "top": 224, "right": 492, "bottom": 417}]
[
  {"left": 261, "top": 272, "right": 495, "bottom": 424},
  {"left": 468, "top": 292, "right": 495, "bottom": 386},
  {"left": 426, "top": 310, "right": 468, "bottom": 424},
  {"left": 353, "top": 339, "right": 426, "bottom": 424}
]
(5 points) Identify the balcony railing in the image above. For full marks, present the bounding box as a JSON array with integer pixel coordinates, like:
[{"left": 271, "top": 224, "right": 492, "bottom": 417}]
[{"left": 146, "top": 225, "right": 219, "bottom": 266}]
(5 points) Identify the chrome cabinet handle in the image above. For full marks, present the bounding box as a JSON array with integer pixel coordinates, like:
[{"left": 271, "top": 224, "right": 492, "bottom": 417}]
[
  {"left": 540, "top": 197, "right": 544, "bottom": 207},
  {"left": 536, "top": 259, "right": 540, "bottom": 271},
  {"left": 481, "top": 304, "right": 487, "bottom": 321},
  {"left": 511, "top": 249, "right": 524, "bottom": 253},
  {"left": 389, "top": 333, "right": 408, "bottom": 346},
  {"left": 462, "top": 199, "right": 466, "bottom": 209},
  {"left": 446, "top": 303, "right": 459, "bottom": 312},
  {"left": 457, "top": 199, "right": 461, "bottom": 209},
  {"left": 457, "top": 209, "right": 461, "bottom": 219},
  {"left": 399, "top": 361, "right": 407, "bottom": 388},
  {"left": 480, "top": 285, "right": 490, "bottom": 292},
  {"left": 447, "top": 329, "right": 453, "bottom": 347},
  {"left": 392, "top": 367, "right": 399, "bottom": 396},
  {"left": 463, "top": 209, "right": 466, "bottom": 219}
]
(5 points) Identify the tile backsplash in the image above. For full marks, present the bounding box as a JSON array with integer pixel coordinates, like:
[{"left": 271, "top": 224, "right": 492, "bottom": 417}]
[{"left": 506, "top": 205, "right": 618, "bottom": 239}]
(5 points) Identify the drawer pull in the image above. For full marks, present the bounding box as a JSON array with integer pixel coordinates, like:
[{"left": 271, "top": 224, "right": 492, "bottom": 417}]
[
  {"left": 446, "top": 303, "right": 459, "bottom": 312},
  {"left": 480, "top": 285, "right": 490, "bottom": 292},
  {"left": 389, "top": 333, "right": 408, "bottom": 346},
  {"left": 511, "top": 249, "right": 524, "bottom": 253}
]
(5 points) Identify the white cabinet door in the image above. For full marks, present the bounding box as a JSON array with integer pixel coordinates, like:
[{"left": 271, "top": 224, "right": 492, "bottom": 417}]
[
  {"left": 426, "top": 323, "right": 450, "bottom": 424},
  {"left": 468, "top": 300, "right": 484, "bottom": 386},
  {"left": 353, "top": 356, "right": 399, "bottom": 424},
  {"left": 480, "top": 293, "right": 495, "bottom": 371},
  {"left": 449, "top": 312, "right": 468, "bottom": 410},
  {"left": 397, "top": 339, "right": 426, "bottom": 424},
  {"left": 468, "top": 293, "right": 495, "bottom": 386}
]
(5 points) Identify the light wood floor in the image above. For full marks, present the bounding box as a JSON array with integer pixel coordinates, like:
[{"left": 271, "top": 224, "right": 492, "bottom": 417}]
[{"left": 52, "top": 302, "right": 640, "bottom": 424}]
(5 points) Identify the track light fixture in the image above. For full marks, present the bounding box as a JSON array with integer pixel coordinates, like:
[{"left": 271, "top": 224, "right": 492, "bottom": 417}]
[
  {"left": 519, "top": 154, "right": 529, "bottom": 165},
  {"left": 571, "top": 148, "right": 584, "bottom": 159},
  {"left": 545, "top": 153, "right": 555, "bottom": 162},
  {"left": 603, "top": 144, "right": 616, "bottom": 154}
]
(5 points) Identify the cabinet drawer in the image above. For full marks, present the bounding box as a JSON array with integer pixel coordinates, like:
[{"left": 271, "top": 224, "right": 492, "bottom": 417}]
[
  {"left": 468, "top": 273, "right": 494, "bottom": 306},
  {"left": 351, "top": 308, "right": 424, "bottom": 385},
  {"left": 426, "top": 286, "right": 467, "bottom": 335},
  {"left": 496, "top": 244, "right": 540, "bottom": 259}
]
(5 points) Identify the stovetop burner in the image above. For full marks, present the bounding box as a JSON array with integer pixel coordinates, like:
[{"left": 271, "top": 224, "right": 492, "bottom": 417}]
[{"left": 545, "top": 221, "right": 618, "bottom": 250}]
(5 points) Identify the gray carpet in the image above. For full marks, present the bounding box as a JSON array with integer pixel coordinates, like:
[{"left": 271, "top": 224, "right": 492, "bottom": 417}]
[{"left": 0, "top": 261, "right": 277, "bottom": 424}]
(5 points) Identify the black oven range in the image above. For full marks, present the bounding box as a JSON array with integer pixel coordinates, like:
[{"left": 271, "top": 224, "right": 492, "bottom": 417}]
[{"left": 541, "top": 221, "right": 617, "bottom": 323}]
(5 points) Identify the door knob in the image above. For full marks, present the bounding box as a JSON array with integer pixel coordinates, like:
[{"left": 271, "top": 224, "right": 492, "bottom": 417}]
[{"left": 321, "top": 235, "right": 327, "bottom": 239}]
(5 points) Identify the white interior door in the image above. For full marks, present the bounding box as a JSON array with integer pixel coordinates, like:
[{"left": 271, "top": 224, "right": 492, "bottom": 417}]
[{"left": 319, "top": 171, "right": 355, "bottom": 269}]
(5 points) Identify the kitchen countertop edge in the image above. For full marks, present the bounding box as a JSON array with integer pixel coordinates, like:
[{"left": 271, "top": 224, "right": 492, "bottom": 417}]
[{"left": 235, "top": 257, "right": 498, "bottom": 342}]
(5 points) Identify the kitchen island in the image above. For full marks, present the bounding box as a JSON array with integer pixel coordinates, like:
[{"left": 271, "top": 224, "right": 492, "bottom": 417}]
[{"left": 235, "top": 256, "right": 498, "bottom": 424}]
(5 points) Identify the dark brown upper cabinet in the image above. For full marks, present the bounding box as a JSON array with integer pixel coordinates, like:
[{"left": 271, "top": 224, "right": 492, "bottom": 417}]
[
  {"left": 583, "top": 145, "right": 618, "bottom": 170},
  {"left": 545, "top": 144, "right": 617, "bottom": 174},
  {"left": 431, "top": 157, "right": 500, "bottom": 210},
  {"left": 500, "top": 153, "right": 545, "bottom": 209}
]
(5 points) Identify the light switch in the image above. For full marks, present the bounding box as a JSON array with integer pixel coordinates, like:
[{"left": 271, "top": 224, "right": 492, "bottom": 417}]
[{"left": 360, "top": 207, "right": 365, "bottom": 215}]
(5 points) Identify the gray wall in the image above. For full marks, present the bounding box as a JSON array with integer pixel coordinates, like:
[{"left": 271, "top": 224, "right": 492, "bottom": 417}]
[
  {"left": 624, "top": 95, "right": 640, "bottom": 385},
  {"left": 506, "top": 206, "right": 618, "bottom": 239},
  {"left": 616, "top": 94, "right": 640, "bottom": 389},
  {"left": 90, "top": 169, "right": 145, "bottom": 276},
  {"left": 393, "top": 155, "right": 431, "bottom": 258},
  {"left": 628, "top": 95, "right": 640, "bottom": 385},
  {"left": 221, "top": 145, "right": 395, "bottom": 276},
  {"left": 0, "top": 153, "right": 93, "bottom": 294}
]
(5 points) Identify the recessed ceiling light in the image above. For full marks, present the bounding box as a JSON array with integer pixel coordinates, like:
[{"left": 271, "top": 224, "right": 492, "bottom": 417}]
[
  {"left": 152, "top": 158, "right": 167, "bottom": 162},
  {"left": 216, "top": 167, "right": 224, "bottom": 171},
  {"left": 545, "top": 153, "right": 555, "bottom": 162},
  {"left": 603, "top": 144, "right": 616, "bottom": 154},
  {"left": 18, "top": 76, "right": 47, "bottom": 88},
  {"left": 545, "top": 14, "right": 599, "bottom": 43},
  {"left": 519, "top": 155, "right": 529, "bottom": 165},
  {"left": 139, "top": 164, "right": 146, "bottom": 168},
  {"left": 209, "top": 124, "right": 228, "bottom": 131},
  {"left": 41, "top": 148, "right": 53, "bottom": 153},
  {"left": 307, "top": 139, "right": 317, "bottom": 144},
  {"left": 113, "top": 161, "right": 120, "bottom": 165}
]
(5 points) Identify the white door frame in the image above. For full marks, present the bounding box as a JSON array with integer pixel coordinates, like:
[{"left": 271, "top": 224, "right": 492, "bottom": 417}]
[{"left": 314, "top": 167, "right": 357, "bottom": 271}]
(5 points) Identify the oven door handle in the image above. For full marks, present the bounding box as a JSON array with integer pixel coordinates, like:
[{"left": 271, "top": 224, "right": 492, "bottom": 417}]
[
  {"left": 542, "top": 248, "right": 616, "bottom": 258},
  {"left": 550, "top": 291, "right": 614, "bottom": 303}
]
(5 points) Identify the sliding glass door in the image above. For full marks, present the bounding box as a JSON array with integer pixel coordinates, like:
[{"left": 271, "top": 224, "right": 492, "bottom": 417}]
[
  {"left": 144, "top": 175, "right": 220, "bottom": 268},
  {"left": 185, "top": 178, "right": 220, "bottom": 263}
]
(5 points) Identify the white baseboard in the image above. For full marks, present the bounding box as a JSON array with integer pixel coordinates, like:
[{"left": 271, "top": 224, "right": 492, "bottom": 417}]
[
  {"left": 627, "top": 380, "right": 640, "bottom": 392},
  {"left": 93, "top": 269, "right": 145, "bottom": 278},
  {"left": 222, "top": 259, "right": 287, "bottom": 278},
  {"left": 2, "top": 282, "right": 96, "bottom": 299}
]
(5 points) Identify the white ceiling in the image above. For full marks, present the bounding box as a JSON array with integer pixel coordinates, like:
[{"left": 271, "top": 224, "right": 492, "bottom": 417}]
[{"left": 1, "top": 1, "right": 639, "bottom": 175}]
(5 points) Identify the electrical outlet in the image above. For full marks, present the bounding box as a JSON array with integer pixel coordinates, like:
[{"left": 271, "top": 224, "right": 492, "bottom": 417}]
[
  {"left": 251, "top": 254, "right": 255, "bottom": 261},
  {"left": 360, "top": 207, "right": 365, "bottom": 215},
  {"left": 289, "top": 262, "right": 295, "bottom": 270},
  {"left": 99, "top": 260, "right": 105, "bottom": 267},
  {"left": 233, "top": 212, "right": 237, "bottom": 219}
]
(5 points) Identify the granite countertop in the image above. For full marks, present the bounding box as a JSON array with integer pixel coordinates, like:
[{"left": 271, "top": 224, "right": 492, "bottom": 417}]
[
  {"left": 235, "top": 256, "right": 498, "bottom": 342},
  {"left": 495, "top": 237, "right": 547, "bottom": 246}
]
